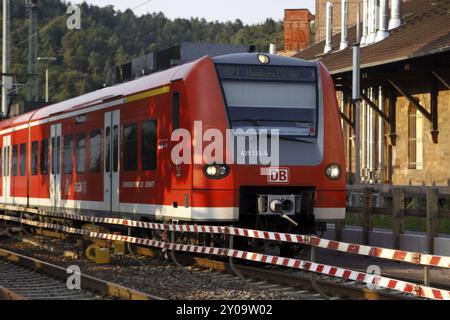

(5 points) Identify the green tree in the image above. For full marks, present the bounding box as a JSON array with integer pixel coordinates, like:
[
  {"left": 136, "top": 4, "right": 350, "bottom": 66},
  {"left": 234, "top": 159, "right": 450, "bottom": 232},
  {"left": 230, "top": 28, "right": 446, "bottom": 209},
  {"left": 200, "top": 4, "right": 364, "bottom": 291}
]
[{"left": 9, "top": 0, "right": 283, "bottom": 103}]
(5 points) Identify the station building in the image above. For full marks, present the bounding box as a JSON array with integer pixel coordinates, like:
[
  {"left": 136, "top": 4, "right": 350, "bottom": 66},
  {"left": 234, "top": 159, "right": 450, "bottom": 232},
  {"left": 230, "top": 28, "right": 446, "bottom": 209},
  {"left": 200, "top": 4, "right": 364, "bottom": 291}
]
[{"left": 285, "top": 0, "right": 450, "bottom": 186}]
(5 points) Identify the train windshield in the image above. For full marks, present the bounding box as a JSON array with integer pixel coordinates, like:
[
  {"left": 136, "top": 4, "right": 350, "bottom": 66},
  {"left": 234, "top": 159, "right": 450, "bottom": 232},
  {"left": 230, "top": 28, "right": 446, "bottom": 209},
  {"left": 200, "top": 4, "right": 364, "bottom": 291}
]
[{"left": 216, "top": 64, "right": 318, "bottom": 137}]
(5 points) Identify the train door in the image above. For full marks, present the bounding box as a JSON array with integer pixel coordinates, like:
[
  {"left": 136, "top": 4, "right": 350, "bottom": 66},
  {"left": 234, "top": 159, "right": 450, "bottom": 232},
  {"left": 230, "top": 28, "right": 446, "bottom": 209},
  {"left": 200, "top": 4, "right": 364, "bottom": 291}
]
[
  {"left": 50, "top": 124, "right": 62, "bottom": 211},
  {"left": 2, "top": 135, "right": 11, "bottom": 203},
  {"left": 104, "top": 110, "right": 120, "bottom": 214}
]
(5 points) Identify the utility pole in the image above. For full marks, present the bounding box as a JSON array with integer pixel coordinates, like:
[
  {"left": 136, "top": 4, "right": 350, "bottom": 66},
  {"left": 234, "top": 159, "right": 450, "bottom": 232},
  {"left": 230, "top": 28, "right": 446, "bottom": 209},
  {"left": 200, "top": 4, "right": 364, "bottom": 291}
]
[
  {"left": 27, "top": 0, "right": 39, "bottom": 102},
  {"left": 37, "top": 57, "right": 56, "bottom": 103},
  {"left": 353, "top": 0, "right": 361, "bottom": 185},
  {"left": 2, "top": 0, "right": 11, "bottom": 118}
]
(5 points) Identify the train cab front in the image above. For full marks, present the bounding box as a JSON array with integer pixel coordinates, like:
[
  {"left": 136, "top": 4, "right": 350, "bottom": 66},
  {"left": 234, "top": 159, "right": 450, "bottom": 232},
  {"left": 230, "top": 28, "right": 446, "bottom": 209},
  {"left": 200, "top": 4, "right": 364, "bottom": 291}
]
[{"left": 186, "top": 53, "right": 346, "bottom": 235}]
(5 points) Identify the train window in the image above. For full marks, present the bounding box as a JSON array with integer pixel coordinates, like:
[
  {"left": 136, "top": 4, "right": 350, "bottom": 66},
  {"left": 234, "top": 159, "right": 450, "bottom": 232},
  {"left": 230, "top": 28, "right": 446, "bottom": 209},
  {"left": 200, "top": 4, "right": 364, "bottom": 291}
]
[
  {"left": 51, "top": 137, "right": 56, "bottom": 175},
  {"left": 76, "top": 133, "right": 86, "bottom": 173},
  {"left": 4, "top": 146, "right": 9, "bottom": 177},
  {"left": 142, "top": 120, "right": 157, "bottom": 170},
  {"left": 31, "top": 141, "right": 38, "bottom": 176},
  {"left": 105, "top": 127, "right": 111, "bottom": 173},
  {"left": 113, "top": 125, "right": 119, "bottom": 172},
  {"left": 90, "top": 129, "right": 101, "bottom": 173},
  {"left": 63, "top": 135, "right": 73, "bottom": 174},
  {"left": 12, "top": 145, "right": 18, "bottom": 177},
  {"left": 123, "top": 124, "right": 137, "bottom": 171},
  {"left": 172, "top": 93, "right": 180, "bottom": 130},
  {"left": 216, "top": 64, "right": 318, "bottom": 137},
  {"left": 20, "top": 143, "right": 26, "bottom": 176},
  {"left": 56, "top": 136, "right": 61, "bottom": 175},
  {"left": 40, "top": 139, "right": 48, "bottom": 175}
]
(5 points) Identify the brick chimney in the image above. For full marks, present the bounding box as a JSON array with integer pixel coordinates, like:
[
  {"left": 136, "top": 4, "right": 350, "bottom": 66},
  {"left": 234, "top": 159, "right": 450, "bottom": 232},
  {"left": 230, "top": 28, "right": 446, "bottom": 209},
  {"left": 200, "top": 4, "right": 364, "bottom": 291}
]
[{"left": 284, "top": 9, "right": 315, "bottom": 52}]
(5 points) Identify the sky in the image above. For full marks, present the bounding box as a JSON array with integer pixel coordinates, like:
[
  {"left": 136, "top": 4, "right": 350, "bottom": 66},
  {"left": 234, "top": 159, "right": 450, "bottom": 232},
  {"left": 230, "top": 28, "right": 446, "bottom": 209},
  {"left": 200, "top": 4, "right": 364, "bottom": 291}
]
[{"left": 69, "top": 0, "right": 315, "bottom": 25}]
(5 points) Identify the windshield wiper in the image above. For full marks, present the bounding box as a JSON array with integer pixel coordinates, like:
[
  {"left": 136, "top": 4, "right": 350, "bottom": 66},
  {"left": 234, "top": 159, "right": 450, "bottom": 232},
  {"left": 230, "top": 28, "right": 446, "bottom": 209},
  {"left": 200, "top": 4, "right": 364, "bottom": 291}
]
[
  {"left": 266, "top": 133, "right": 314, "bottom": 144},
  {"left": 233, "top": 119, "right": 313, "bottom": 125},
  {"left": 232, "top": 119, "right": 262, "bottom": 126},
  {"left": 231, "top": 120, "right": 315, "bottom": 144},
  {"left": 277, "top": 136, "right": 314, "bottom": 144}
]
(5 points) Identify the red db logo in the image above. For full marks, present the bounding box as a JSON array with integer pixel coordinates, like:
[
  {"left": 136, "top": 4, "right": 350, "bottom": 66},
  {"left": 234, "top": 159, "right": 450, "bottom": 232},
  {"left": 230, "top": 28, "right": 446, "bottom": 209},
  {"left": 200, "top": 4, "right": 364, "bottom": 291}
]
[{"left": 268, "top": 168, "right": 289, "bottom": 183}]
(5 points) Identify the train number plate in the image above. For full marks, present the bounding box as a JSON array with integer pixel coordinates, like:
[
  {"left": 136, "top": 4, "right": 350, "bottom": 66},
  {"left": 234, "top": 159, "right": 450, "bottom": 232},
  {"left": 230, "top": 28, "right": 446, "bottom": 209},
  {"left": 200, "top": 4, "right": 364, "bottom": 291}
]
[{"left": 267, "top": 168, "right": 289, "bottom": 183}]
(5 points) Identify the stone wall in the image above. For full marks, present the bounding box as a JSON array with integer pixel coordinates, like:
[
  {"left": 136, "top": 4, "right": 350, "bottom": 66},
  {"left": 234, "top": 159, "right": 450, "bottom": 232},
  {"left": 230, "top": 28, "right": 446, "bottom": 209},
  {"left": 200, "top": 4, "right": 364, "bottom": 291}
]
[
  {"left": 393, "top": 90, "right": 450, "bottom": 185},
  {"left": 342, "top": 88, "right": 450, "bottom": 186}
]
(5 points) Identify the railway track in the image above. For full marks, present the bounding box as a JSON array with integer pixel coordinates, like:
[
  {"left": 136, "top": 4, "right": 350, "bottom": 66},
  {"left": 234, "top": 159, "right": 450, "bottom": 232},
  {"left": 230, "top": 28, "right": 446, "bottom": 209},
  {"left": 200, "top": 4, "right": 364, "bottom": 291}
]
[
  {"left": 178, "top": 255, "right": 420, "bottom": 300},
  {"left": 0, "top": 221, "right": 445, "bottom": 300},
  {"left": 0, "top": 234, "right": 358, "bottom": 300},
  {"left": 0, "top": 248, "right": 164, "bottom": 300},
  {"left": 0, "top": 259, "right": 99, "bottom": 300}
]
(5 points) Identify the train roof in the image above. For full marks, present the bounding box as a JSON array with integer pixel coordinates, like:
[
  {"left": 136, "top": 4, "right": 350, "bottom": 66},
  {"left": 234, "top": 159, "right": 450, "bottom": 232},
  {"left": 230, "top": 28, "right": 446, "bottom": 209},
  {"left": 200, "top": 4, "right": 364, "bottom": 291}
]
[
  {"left": 213, "top": 53, "right": 317, "bottom": 67},
  {"left": 0, "top": 53, "right": 317, "bottom": 132},
  {"left": 0, "top": 56, "right": 203, "bottom": 131}
]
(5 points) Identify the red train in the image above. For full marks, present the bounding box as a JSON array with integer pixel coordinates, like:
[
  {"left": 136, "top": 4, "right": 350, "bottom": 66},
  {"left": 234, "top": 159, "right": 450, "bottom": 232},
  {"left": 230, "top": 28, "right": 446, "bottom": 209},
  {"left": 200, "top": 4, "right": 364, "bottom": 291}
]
[{"left": 0, "top": 53, "right": 345, "bottom": 235}]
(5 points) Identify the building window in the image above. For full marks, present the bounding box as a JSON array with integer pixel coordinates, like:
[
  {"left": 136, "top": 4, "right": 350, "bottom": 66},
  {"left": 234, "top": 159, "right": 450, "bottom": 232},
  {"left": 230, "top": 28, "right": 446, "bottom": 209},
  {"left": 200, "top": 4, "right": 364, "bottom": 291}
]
[
  {"left": 40, "top": 139, "right": 48, "bottom": 175},
  {"left": 32, "top": 141, "right": 38, "bottom": 176},
  {"left": 123, "top": 123, "right": 137, "bottom": 171},
  {"left": 90, "top": 129, "right": 101, "bottom": 173},
  {"left": 64, "top": 135, "right": 73, "bottom": 174},
  {"left": 76, "top": 133, "right": 86, "bottom": 173},
  {"left": 408, "top": 106, "right": 423, "bottom": 170},
  {"left": 20, "top": 143, "right": 26, "bottom": 176},
  {"left": 11, "top": 144, "right": 18, "bottom": 177}
]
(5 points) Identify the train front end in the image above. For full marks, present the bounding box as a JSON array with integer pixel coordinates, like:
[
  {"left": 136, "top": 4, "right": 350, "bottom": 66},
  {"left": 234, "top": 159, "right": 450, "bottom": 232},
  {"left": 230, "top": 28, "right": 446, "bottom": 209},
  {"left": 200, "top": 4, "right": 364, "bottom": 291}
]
[{"left": 184, "top": 53, "right": 345, "bottom": 235}]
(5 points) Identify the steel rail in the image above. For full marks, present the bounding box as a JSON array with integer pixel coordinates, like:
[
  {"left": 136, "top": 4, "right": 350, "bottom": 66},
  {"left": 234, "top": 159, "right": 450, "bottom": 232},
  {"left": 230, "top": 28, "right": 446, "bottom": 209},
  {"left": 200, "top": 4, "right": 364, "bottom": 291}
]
[{"left": 0, "top": 247, "right": 164, "bottom": 300}]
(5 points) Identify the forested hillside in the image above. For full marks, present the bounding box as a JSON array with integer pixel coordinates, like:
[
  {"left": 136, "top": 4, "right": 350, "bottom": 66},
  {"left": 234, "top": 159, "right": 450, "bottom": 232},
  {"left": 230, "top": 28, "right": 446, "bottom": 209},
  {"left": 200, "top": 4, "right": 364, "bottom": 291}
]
[{"left": 4, "top": 0, "right": 283, "bottom": 102}]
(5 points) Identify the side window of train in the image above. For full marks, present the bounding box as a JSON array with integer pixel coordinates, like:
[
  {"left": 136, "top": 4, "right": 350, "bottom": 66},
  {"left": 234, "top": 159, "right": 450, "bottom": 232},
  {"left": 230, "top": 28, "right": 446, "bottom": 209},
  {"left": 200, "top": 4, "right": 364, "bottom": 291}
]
[
  {"left": 105, "top": 127, "right": 111, "bottom": 173},
  {"left": 4, "top": 146, "right": 9, "bottom": 177},
  {"left": 51, "top": 137, "right": 55, "bottom": 175},
  {"left": 173, "top": 92, "right": 180, "bottom": 131},
  {"left": 20, "top": 143, "right": 26, "bottom": 176},
  {"left": 51, "top": 136, "right": 61, "bottom": 175},
  {"left": 142, "top": 120, "right": 157, "bottom": 170},
  {"left": 40, "top": 139, "right": 49, "bottom": 175},
  {"left": 63, "top": 135, "right": 73, "bottom": 174},
  {"left": 113, "top": 125, "right": 119, "bottom": 172},
  {"left": 31, "top": 141, "right": 39, "bottom": 176},
  {"left": 123, "top": 123, "right": 137, "bottom": 171},
  {"left": 76, "top": 133, "right": 86, "bottom": 174},
  {"left": 90, "top": 129, "right": 101, "bottom": 173},
  {"left": 11, "top": 144, "right": 18, "bottom": 177}
]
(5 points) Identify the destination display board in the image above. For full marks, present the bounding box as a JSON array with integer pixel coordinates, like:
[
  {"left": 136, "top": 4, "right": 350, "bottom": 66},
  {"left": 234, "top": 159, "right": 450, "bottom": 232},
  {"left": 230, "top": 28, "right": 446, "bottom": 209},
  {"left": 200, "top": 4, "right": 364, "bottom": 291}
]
[{"left": 216, "top": 64, "right": 316, "bottom": 82}]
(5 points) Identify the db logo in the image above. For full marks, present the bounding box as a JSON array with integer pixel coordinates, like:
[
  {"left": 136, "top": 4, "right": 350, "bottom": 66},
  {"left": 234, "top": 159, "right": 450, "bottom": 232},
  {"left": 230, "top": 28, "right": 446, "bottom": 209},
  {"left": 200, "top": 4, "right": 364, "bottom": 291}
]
[{"left": 267, "top": 168, "right": 289, "bottom": 183}]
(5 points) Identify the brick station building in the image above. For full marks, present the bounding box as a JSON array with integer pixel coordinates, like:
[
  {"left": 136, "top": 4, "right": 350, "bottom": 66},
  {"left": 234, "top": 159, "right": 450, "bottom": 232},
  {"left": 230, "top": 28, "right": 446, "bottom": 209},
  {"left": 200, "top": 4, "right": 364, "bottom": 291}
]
[{"left": 288, "top": 0, "right": 450, "bottom": 186}]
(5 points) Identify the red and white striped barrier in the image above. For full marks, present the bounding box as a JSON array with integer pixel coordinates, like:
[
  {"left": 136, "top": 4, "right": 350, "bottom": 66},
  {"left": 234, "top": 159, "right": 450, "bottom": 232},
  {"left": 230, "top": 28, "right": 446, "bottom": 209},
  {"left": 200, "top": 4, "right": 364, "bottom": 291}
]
[
  {"left": 1, "top": 204, "right": 449, "bottom": 269},
  {"left": 0, "top": 213, "right": 448, "bottom": 300}
]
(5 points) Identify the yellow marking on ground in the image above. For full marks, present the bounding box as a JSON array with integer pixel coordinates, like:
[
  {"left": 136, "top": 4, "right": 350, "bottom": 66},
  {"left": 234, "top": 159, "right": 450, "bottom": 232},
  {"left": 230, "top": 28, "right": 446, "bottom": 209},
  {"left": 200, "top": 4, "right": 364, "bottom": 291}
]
[
  {"left": 136, "top": 247, "right": 158, "bottom": 257},
  {"left": 194, "top": 257, "right": 226, "bottom": 271},
  {"left": 125, "top": 86, "right": 170, "bottom": 103},
  {"left": 36, "top": 229, "right": 66, "bottom": 240},
  {"left": 107, "top": 284, "right": 152, "bottom": 300}
]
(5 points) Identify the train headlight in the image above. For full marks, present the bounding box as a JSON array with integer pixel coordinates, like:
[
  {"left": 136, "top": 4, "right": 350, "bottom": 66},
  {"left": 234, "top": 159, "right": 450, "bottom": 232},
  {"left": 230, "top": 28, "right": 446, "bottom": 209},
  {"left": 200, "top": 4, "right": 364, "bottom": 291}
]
[
  {"left": 203, "top": 164, "right": 230, "bottom": 179},
  {"left": 325, "top": 163, "right": 341, "bottom": 180}
]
